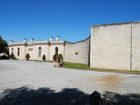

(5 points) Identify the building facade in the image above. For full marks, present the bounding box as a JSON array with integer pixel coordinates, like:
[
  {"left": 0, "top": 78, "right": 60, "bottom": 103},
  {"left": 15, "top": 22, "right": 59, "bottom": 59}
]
[
  {"left": 9, "top": 36, "right": 65, "bottom": 61},
  {"left": 9, "top": 21, "right": 140, "bottom": 71},
  {"left": 9, "top": 36, "right": 90, "bottom": 64}
]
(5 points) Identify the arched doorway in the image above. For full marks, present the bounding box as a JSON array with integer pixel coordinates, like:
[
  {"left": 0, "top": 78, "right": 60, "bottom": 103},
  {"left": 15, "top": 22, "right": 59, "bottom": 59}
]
[
  {"left": 55, "top": 47, "right": 58, "bottom": 55},
  {"left": 17, "top": 48, "right": 20, "bottom": 56},
  {"left": 38, "top": 47, "right": 42, "bottom": 57}
]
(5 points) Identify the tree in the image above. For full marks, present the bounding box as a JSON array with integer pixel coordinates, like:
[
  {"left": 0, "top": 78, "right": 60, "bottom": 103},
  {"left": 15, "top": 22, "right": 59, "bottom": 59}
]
[
  {"left": 53, "top": 53, "right": 64, "bottom": 67},
  {"left": 42, "top": 55, "right": 46, "bottom": 61},
  {"left": 25, "top": 53, "right": 30, "bottom": 60},
  {"left": 58, "top": 54, "right": 64, "bottom": 66},
  {"left": 58, "top": 54, "right": 63, "bottom": 63},
  {"left": 0, "top": 36, "right": 8, "bottom": 53},
  {"left": 53, "top": 54, "right": 58, "bottom": 62}
]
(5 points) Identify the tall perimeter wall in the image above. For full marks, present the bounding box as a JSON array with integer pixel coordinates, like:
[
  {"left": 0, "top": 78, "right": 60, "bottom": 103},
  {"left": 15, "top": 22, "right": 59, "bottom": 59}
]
[
  {"left": 65, "top": 37, "right": 90, "bottom": 65},
  {"left": 90, "top": 22, "right": 140, "bottom": 71},
  {"left": 132, "top": 22, "right": 140, "bottom": 70}
]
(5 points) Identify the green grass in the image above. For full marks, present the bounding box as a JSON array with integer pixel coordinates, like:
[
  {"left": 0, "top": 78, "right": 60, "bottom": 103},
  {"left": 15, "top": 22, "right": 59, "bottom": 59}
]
[
  {"left": 64, "top": 62, "right": 89, "bottom": 70},
  {"left": 63, "top": 62, "right": 140, "bottom": 75},
  {"left": 90, "top": 67, "right": 140, "bottom": 75}
]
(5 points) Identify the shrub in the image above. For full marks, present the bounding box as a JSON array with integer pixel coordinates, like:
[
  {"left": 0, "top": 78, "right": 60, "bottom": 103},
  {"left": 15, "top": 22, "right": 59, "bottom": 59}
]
[
  {"left": 42, "top": 55, "right": 46, "bottom": 61},
  {"left": 53, "top": 54, "right": 58, "bottom": 62},
  {"left": 58, "top": 54, "right": 63, "bottom": 63},
  {"left": 10, "top": 53, "right": 16, "bottom": 60},
  {"left": 25, "top": 53, "right": 30, "bottom": 60},
  {"left": 58, "top": 54, "right": 64, "bottom": 67},
  {"left": 53, "top": 53, "right": 64, "bottom": 67}
]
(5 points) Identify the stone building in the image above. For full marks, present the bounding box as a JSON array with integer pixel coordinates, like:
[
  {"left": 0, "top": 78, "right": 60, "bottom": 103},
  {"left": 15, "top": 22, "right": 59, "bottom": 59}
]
[
  {"left": 9, "top": 36, "right": 65, "bottom": 61},
  {"left": 9, "top": 35, "right": 90, "bottom": 64},
  {"left": 9, "top": 21, "right": 140, "bottom": 71}
]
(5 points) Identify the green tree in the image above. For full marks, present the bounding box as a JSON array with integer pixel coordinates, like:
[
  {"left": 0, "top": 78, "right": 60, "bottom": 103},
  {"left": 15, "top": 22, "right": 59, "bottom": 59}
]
[
  {"left": 0, "top": 36, "right": 8, "bottom": 53},
  {"left": 42, "top": 55, "right": 46, "bottom": 61},
  {"left": 53, "top": 54, "right": 58, "bottom": 62},
  {"left": 25, "top": 53, "right": 30, "bottom": 60},
  {"left": 58, "top": 54, "right": 63, "bottom": 63}
]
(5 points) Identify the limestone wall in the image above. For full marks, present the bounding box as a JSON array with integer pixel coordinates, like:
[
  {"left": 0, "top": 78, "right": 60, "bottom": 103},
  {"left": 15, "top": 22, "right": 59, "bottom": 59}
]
[
  {"left": 132, "top": 22, "right": 140, "bottom": 70},
  {"left": 49, "top": 44, "right": 65, "bottom": 61},
  {"left": 90, "top": 23, "right": 131, "bottom": 70},
  {"left": 90, "top": 22, "right": 140, "bottom": 71},
  {"left": 8, "top": 21, "right": 140, "bottom": 71},
  {"left": 8, "top": 41, "right": 65, "bottom": 61},
  {"left": 9, "top": 45, "right": 27, "bottom": 60},
  {"left": 30, "top": 45, "right": 48, "bottom": 60},
  {"left": 65, "top": 38, "right": 90, "bottom": 64}
]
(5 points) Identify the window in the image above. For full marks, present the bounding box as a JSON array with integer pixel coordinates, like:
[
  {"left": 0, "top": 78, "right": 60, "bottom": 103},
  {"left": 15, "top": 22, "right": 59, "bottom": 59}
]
[
  {"left": 38, "top": 47, "right": 42, "bottom": 57},
  {"left": 17, "top": 48, "right": 20, "bottom": 56},
  {"left": 11, "top": 48, "right": 14, "bottom": 54},
  {"left": 75, "top": 52, "right": 78, "bottom": 55},
  {"left": 55, "top": 47, "right": 58, "bottom": 55}
]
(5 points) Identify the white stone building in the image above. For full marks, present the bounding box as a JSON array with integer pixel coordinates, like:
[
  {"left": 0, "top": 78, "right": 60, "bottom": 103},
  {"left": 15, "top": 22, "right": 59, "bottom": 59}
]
[
  {"left": 9, "top": 21, "right": 140, "bottom": 71},
  {"left": 9, "top": 36, "right": 65, "bottom": 61}
]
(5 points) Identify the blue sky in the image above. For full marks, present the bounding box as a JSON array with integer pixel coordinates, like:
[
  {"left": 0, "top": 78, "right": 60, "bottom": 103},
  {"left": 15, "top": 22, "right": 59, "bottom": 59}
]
[{"left": 0, "top": 0, "right": 140, "bottom": 42}]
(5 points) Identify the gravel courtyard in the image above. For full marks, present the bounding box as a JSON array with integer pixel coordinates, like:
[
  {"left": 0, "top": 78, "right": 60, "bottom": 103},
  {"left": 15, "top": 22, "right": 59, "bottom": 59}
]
[{"left": 0, "top": 60, "right": 140, "bottom": 95}]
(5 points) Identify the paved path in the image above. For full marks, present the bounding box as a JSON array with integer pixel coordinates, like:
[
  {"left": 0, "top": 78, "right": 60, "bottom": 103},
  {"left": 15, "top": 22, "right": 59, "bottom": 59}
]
[{"left": 0, "top": 60, "right": 140, "bottom": 94}]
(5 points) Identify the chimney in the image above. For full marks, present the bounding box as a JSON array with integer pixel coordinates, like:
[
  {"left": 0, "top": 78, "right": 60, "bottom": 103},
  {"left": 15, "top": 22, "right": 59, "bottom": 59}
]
[
  {"left": 24, "top": 38, "right": 27, "bottom": 43},
  {"left": 10, "top": 40, "right": 13, "bottom": 44},
  {"left": 31, "top": 38, "right": 34, "bottom": 42},
  {"left": 50, "top": 37, "right": 53, "bottom": 41},
  {"left": 56, "top": 36, "right": 59, "bottom": 41}
]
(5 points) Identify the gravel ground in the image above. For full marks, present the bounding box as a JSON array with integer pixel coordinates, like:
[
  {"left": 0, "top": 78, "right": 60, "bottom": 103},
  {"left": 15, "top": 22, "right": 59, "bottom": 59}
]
[{"left": 0, "top": 60, "right": 140, "bottom": 95}]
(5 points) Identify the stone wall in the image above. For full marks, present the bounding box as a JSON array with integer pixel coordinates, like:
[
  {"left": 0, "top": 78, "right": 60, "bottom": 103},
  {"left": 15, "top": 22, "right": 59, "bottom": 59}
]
[
  {"left": 9, "top": 45, "right": 27, "bottom": 60},
  {"left": 90, "top": 22, "right": 140, "bottom": 71},
  {"left": 64, "top": 38, "right": 90, "bottom": 65},
  {"left": 8, "top": 21, "right": 140, "bottom": 71},
  {"left": 9, "top": 41, "right": 65, "bottom": 61},
  {"left": 48, "top": 44, "right": 65, "bottom": 61},
  {"left": 29, "top": 44, "right": 48, "bottom": 60},
  {"left": 132, "top": 22, "right": 140, "bottom": 70}
]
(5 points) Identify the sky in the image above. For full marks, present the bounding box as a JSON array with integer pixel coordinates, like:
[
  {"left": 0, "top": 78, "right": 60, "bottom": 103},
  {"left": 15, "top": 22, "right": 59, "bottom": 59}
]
[{"left": 0, "top": 0, "right": 140, "bottom": 43}]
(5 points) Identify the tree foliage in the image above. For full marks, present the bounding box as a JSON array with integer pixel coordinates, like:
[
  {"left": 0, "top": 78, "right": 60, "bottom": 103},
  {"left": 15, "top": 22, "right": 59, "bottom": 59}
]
[
  {"left": 53, "top": 53, "right": 64, "bottom": 67},
  {"left": 58, "top": 54, "right": 63, "bottom": 63},
  {"left": 42, "top": 55, "right": 46, "bottom": 61},
  {"left": 25, "top": 53, "right": 30, "bottom": 60},
  {"left": 53, "top": 54, "right": 58, "bottom": 62},
  {"left": 0, "top": 36, "right": 8, "bottom": 53}
]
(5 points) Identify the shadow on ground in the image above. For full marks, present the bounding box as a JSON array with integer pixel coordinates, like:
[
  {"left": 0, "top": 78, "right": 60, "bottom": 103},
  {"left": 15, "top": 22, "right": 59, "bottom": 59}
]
[
  {"left": 101, "top": 91, "right": 140, "bottom": 105},
  {"left": 0, "top": 87, "right": 140, "bottom": 105},
  {"left": 0, "top": 87, "right": 90, "bottom": 105}
]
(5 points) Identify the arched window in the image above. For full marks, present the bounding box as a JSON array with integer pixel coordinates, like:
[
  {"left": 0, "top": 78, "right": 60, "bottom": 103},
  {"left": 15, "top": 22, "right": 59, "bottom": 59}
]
[
  {"left": 17, "top": 48, "right": 20, "bottom": 56},
  {"left": 11, "top": 48, "right": 14, "bottom": 54},
  {"left": 55, "top": 47, "right": 58, "bottom": 55},
  {"left": 38, "top": 47, "right": 42, "bottom": 57}
]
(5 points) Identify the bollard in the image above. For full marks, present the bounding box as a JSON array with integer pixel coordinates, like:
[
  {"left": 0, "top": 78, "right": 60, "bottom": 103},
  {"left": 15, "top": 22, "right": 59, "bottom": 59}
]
[{"left": 90, "top": 91, "right": 101, "bottom": 105}]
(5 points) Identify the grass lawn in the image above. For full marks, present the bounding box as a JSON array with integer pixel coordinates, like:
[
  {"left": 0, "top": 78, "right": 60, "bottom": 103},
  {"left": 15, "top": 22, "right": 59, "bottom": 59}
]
[
  {"left": 64, "top": 62, "right": 89, "bottom": 70},
  {"left": 63, "top": 62, "right": 140, "bottom": 75}
]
